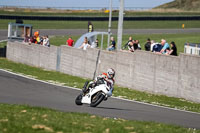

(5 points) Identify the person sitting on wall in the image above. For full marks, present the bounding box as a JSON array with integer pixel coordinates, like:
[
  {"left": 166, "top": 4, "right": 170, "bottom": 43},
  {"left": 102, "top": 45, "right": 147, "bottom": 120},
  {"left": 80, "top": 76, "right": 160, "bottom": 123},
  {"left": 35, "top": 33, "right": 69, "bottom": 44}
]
[
  {"left": 166, "top": 41, "right": 177, "bottom": 56},
  {"left": 107, "top": 36, "right": 116, "bottom": 51},
  {"left": 91, "top": 39, "right": 99, "bottom": 48},
  {"left": 79, "top": 37, "right": 91, "bottom": 50},
  {"left": 159, "top": 39, "right": 170, "bottom": 54},
  {"left": 150, "top": 40, "right": 157, "bottom": 52},
  {"left": 66, "top": 36, "right": 74, "bottom": 47},
  {"left": 133, "top": 40, "right": 141, "bottom": 50},
  {"left": 123, "top": 36, "right": 133, "bottom": 50},
  {"left": 145, "top": 38, "right": 151, "bottom": 51},
  {"left": 43, "top": 35, "right": 50, "bottom": 47},
  {"left": 29, "top": 36, "right": 37, "bottom": 44},
  {"left": 152, "top": 43, "right": 163, "bottom": 53},
  {"left": 127, "top": 41, "right": 134, "bottom": 52}
]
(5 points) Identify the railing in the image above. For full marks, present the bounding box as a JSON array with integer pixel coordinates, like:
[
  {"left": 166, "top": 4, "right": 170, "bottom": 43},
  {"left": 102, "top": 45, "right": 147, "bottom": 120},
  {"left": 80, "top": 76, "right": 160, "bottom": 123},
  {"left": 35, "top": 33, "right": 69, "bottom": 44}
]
[{"left": 184, "top": 43, "right": 200, "bottom": 56}]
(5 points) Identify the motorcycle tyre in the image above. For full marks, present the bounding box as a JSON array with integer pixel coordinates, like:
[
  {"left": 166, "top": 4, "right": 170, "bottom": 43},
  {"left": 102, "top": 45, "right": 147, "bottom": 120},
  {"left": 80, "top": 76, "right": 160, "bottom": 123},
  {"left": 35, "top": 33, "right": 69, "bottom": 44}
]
[
  {"left": 90, "top": 92, "right": 105, "bottom": 107},
  {"left": 75, "top": 94, "right": 83, "bottom": 105}
]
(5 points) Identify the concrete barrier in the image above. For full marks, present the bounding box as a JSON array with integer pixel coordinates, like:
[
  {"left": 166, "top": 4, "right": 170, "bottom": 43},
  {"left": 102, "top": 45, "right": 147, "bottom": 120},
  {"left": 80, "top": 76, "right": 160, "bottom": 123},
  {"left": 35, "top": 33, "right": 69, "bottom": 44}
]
[
  {"left": 6, "top": 41, "right": 200, "bottom": 103},
  {"left": 7, "top": 41, "right": 57, "bottom": 70}
]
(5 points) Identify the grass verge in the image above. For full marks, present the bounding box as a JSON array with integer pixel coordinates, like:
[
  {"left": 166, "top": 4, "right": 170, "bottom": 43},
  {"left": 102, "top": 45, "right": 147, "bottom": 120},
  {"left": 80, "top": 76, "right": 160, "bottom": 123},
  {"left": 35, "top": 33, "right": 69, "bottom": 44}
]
[
  {"left": 1, "top": 103, "right": 198, "bottom": 133},
  {"left": 1, "top": 19, "right": 200, "bottom": 29},
  {"left": 0, "top": 41, "right": 7, "bottom": 48},
  {"left": 0, "top": 58, "right": 200, "bottom": 113}
]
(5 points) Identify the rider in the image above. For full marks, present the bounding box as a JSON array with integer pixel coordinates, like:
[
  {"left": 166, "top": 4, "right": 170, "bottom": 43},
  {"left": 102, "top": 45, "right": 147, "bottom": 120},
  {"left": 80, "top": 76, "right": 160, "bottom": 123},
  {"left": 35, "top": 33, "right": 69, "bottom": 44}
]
[{"left": 83, "top": 68, "right": 115, "bottom": 97}]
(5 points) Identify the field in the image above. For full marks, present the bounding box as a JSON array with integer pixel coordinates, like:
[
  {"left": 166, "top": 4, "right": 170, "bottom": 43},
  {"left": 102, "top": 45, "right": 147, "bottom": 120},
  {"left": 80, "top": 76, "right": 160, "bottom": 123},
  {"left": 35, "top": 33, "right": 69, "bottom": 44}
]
[
  {"left": 1, "top": 103, "right": 199, "bottom": 133},
  {"left": 1, "top": 19, "right": 200, "bottom": 29}
]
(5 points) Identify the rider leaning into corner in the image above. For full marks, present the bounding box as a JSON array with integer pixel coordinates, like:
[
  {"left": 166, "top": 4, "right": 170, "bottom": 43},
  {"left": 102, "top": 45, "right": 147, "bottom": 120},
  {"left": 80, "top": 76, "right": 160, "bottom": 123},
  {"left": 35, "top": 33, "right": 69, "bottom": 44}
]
[{"left": 83, "top": 68, "right": 115, "bottom": 99}]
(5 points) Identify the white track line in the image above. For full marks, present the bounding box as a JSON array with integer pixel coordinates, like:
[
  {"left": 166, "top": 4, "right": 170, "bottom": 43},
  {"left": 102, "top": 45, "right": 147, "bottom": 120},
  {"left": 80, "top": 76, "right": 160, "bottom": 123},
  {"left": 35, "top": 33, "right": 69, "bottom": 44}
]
[
  {"left": 0, "top": 40, "right": 7, "bottom": 43},
  {"left": 0, "top": 68, "right": 200, "bottom": 115}
]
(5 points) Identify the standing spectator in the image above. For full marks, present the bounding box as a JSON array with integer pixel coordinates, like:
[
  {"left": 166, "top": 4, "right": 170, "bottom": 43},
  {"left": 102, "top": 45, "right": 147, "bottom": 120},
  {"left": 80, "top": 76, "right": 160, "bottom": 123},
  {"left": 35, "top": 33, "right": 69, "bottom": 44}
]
[
  {"left": 34, "top": 30, "right": 40, "bottom": 44},
  {"left": 107, "top": 36, "right": 116, "bottom": 51},
  {"left": 43, "top": 35, "right": 50, "bottom": 47},
  {"left": 66, "top": 37, "right": 74, "bottom": 47},
  {"left": 160, "top": 39, "right": 170, "bottom": 54},
  {"left": 167, "top": 41, "right": 177, "bottom": 56},
  {"left": 145, "top": 38, "right": 151, "bottom": 51},
  {"left": 79, "top": 37, "right": 90, "bottom": 50},
  {"left": 123, "top": 36, "right": 133, "bottom": 49},
  {"left": 88, "top": 21, "right": 94, "bottom": 32}
]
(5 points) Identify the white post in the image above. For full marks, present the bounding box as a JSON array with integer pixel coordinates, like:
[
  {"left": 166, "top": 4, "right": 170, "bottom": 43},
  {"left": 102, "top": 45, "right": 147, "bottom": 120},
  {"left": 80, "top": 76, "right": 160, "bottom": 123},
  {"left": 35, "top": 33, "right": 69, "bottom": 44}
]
[
  {"left": 117, "top": 0, "right": 124, "bottom": 50},
  {"left": 107, "top": 0, "right": 112, "bottom": 49},
  {"left": 101, "top": 34, "right": 104, "bottom": 50}
]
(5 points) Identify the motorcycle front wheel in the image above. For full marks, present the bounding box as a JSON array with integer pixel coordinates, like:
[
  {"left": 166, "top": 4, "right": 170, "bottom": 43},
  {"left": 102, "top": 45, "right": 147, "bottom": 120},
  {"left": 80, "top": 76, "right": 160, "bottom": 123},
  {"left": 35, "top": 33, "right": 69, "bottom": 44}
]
[
  {"left": 75, "top": 94, "right": 83, "bottom": 105},
  {"left": 90, "top": 92, "right": 105, "bottom": 107}
]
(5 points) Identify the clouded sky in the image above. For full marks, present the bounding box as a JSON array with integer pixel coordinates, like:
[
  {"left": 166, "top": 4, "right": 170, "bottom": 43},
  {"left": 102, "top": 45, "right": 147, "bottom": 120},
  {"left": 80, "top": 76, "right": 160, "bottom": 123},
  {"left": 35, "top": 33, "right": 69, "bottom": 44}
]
[{"left": 0, "top": 0, "right": 174, "bottom": 8}]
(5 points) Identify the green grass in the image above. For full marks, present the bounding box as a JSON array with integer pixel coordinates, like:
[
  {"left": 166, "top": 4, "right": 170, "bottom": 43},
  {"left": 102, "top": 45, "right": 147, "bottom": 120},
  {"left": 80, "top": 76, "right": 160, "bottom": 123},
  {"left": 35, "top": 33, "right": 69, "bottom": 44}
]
[
  {"left": 50, "top": 33, "right": 200, "bottom": 54},
  {"left": 0, "top": 58, "right": 200, "bottom": 113},
  {"left": 1, "top": 19, "right": 200, "bottom": 29},
  {"left": 0, "top": 41, "right": 7, "bottom": 48},
  {"left": 1, "top": 103, "right": 198, "bottom": 133}
]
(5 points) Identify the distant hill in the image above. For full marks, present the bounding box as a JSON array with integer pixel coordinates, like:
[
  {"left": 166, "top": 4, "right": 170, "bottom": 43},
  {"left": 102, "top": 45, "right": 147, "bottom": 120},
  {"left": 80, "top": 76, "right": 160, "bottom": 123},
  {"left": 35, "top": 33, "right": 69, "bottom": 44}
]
[{"left": 156, "top": 0, "right": 200, "bottom": 11}]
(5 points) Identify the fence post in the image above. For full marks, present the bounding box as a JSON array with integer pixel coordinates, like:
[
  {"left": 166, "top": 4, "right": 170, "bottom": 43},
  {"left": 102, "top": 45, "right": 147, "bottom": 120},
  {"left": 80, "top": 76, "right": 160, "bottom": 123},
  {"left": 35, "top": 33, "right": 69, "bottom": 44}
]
[{"left": 56, "top": 47, "right": 61, "bottom": 71}]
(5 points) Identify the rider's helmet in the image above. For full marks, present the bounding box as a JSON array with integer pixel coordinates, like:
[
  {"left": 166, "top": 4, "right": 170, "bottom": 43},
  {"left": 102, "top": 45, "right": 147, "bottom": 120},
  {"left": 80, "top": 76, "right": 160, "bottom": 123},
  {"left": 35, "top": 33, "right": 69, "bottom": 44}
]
[{"left": 107, "top": 68, "right": 115, "bottom": 79}]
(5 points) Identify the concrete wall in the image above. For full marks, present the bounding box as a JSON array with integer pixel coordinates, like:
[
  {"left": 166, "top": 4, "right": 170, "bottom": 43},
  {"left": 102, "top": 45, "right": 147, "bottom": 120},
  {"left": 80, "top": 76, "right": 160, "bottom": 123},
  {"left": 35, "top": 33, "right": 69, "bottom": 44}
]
[
  {"left": 59, "top": 45, "right": 99, "bottom": 79},
  {"left": 6, "top": 41, "right": 200, "bottom": 103},
  {"left": 7, "top": 41, "right": 57, "bottom": 70}
]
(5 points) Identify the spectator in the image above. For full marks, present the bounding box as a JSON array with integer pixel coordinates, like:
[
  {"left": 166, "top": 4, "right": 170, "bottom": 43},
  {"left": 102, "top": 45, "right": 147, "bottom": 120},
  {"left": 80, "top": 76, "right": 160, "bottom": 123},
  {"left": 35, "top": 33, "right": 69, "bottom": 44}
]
[
  {"left": 123, "top": 36, "right": 133, "bottom": 49},
  {"left": 145, "top": 38, "right": 151, "bottom": 51},
  {"left": 43, "top": 35, "right": 50, "bottom": 47},
  {"left": 107, "top": 36, "right": 116, "bottom": 51},
  {"left": 79, "top": 37, "right": 90, "bottom": 50},
  {"left": 24, "top": 35, "right": 29, "bottom": 43},
  {"left": 88, "top": 21, "right": 94, "bottom": 32},
  {"left": 134, "top": 40, "right": 141, "bottom": 50},
  {"left": 150, "top": 40, "right": 157, "bottom": 52},
  {"left": 152, "top": 43, "right": 163, "bottom": 53},
  {"left": 167, "top": 41, "right": 177, "bottom": 56},
  {"left": 29, "top": 36, "right": 37, "bottom": 44},
  {"left": 160, "top": 39, "right": 170, "bottom": 54},
  {"left": 91, "top": 39, "right": 99, "bottom": 48},
  {"left": 34, "top": 30, "right": 40, "bottom": 44},
  {"left": 127, "top": 41, "right": 134, "bottom": 52},
  {"left": 66, "top": 37, "right": 74, "bottom": 47}
]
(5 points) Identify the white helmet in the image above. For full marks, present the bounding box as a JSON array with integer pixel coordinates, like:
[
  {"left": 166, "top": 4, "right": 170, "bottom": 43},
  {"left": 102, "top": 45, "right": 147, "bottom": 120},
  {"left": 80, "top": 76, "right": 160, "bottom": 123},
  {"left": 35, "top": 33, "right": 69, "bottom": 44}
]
[{"left": 107, "top": 68, "right": 115, "bottom": 79}]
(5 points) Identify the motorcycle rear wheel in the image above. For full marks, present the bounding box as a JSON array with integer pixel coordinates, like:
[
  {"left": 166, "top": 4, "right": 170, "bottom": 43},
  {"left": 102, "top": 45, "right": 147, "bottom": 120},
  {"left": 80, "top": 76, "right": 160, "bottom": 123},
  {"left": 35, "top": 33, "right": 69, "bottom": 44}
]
[{"left": 90, "top": 92, "right": 105, "bottom": 107}]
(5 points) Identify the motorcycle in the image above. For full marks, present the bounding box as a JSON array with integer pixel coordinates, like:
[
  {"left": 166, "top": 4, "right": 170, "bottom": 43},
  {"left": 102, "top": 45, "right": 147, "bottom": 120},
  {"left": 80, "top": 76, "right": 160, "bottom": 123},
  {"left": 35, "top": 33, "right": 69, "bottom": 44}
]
[{"left": 75, "top": 78, "right": 113, "bottom": 107}]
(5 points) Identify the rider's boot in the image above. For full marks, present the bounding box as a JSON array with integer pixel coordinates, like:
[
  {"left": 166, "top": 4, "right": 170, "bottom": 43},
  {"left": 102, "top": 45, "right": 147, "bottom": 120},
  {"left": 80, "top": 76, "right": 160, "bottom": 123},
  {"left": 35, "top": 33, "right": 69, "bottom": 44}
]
[{"left": 104, "top": 96, "right": 108, "bottom": 101}]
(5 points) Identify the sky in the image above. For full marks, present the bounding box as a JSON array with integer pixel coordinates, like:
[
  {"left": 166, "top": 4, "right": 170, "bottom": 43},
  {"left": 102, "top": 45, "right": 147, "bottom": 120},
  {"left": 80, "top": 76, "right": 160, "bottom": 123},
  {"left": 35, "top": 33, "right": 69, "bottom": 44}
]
[{"left": 0, "top": 0, "right": 174, "bottom": 9}]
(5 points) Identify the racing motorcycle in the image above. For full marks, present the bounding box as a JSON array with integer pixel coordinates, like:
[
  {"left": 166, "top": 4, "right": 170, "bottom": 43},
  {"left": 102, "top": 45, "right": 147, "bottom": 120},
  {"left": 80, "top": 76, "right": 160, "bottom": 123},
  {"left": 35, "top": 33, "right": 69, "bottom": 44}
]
[{"left": 75, "top": 78, "right": 113, "bottom": 107}]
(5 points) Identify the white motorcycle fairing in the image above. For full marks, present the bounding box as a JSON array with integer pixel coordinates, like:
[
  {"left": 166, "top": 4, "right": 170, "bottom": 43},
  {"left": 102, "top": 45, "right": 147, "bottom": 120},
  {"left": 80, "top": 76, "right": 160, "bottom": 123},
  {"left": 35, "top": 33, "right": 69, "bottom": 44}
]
[{"left": 81, "top": 84, "right": 111, "bottom": 104}]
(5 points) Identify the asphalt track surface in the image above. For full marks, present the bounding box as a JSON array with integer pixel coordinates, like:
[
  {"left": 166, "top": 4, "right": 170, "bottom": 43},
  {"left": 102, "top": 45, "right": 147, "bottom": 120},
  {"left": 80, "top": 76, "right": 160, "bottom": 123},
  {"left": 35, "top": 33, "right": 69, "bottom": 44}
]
[
  {"left": 0, "top": 69, "right": 200, "bottom": 129},
  {"left": 1, "top": 28, "right": 200, "bottom": 40}
]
